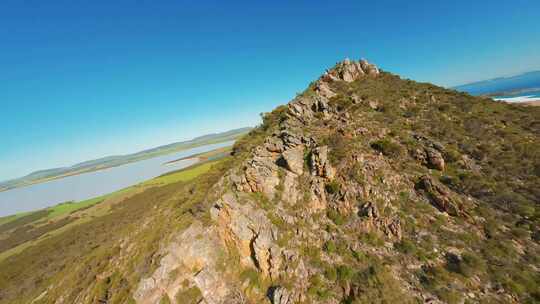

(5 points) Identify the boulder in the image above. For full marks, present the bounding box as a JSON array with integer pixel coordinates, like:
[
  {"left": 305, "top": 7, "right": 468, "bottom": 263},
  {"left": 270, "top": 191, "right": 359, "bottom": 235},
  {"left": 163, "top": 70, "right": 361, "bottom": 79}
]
[
  {"left": 416, "top": 176, "right": 464, "bottom": 216},
  {"left": 281, "top": 145, "right": 305, "bottom": 175},
  {"left": 426, "top": 147, "right": 445, "bottom": 171},
  {"left": 270, "top": 286, "right": 294, "bottom": 304},
  {"left": 359, "top": 202, "right": 380, "bottom": 218}
]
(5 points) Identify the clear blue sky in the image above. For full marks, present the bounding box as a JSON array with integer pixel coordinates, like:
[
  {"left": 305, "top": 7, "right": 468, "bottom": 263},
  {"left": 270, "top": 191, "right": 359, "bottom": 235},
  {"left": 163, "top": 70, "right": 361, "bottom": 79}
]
[{"left": 1, "top": 0, "right": 539, "bottom": 181}]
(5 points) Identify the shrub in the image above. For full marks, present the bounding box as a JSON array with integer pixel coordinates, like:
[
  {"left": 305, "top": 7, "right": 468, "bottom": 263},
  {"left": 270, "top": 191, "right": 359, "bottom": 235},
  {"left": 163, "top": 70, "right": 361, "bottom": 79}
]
[
  {"left": 371, "top": 139, "right": 404, "bottom": 158},
  {"left": 239, "top": 268, "right": 262, "bottom": 290},
  {"left": 327, "top": 209, "right": 346, "bottom": 226},
  {"left": 359, "top": 231, "right": 384, "bottom": 247},
  {"left": 446, "top": 251, "right": 485, "bottom": 278},
  {"left": 336, "top": 265, "right": 354, "bottom": 282},
  {"left": 324, "top": 266, "right": 337, "bottom": 281},
  {"left": 175, "top": 286, "right": 203, "bottom": 304},
  {"left": 325, "top": 180, "right": 341, "bottom": 194},
  {"left": 323, "top": 240, "right": 337, "bottom": 253},
  {"left": 394, "top": 239, "right": 417, "bottom": 255}
]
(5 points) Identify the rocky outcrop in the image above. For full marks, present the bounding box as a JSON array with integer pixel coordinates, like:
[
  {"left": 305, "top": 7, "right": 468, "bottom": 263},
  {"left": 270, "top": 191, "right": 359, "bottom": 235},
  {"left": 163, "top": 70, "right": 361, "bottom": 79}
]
[
  {"left": 426, "top": 147, "right": 445, "bottom": 171},
  {"left": 314, "top": 58, "right": 379, "bottom": 98},
  {"left": 269, "top": 286, "right": 294, "bottom": 304},
  {"left": 359, "top": 201, "right": 380, "bottom": 219},
  {"left": 131, "top": 57, "right": 500, "bottom": 304},
  {"left": 288, "top": 95, "right": 331, "bottom": 122},
  {"left": 281, "top": 145, "right": 304, "bottom": 175},
  {"left": 411, "top": 135, "right": 446, "bottom": 171},
  {"left": 210, "top": 192, "right": 280, "bottom": 278},
  {"left": 133, "top": 222, "right": 231, "bottom": 304},
  {"left": 309, "top": 146, "right": 335, "bottom": 179},
  {"left": 416, "top": 175, "right": 466, "bottom": 217},
  {"left": 233, "top": 146, "right": 280, "bottom": 196}
]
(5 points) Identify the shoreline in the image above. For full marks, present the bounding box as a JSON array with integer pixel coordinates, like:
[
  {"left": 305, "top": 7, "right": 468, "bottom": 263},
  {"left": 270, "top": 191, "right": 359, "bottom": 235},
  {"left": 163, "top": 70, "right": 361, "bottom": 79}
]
[{"left": 494, "top": 95, "right": 540, "bottom": 103}]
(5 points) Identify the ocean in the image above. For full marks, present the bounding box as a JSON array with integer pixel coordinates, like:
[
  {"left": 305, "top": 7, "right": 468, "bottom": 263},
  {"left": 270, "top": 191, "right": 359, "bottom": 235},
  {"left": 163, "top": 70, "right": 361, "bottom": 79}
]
[{"left": 493, "top": 89, "right": 540, "bottom": 103}]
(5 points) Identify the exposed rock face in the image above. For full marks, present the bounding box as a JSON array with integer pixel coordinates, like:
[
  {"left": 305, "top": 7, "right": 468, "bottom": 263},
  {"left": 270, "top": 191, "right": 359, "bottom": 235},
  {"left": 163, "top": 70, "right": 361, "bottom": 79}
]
[
  {"left": 410, "top": 134, "right": 447, "bottom": 171},
  {"left": 288, "top": 95, "right": 331, "bottom": 122},
  {"left": 210, "top": 192, "right": 280, "bottom": 278},
  {"left": 133, "top": 222, "right": 231, "bottom": 304},
  {"left": 281, "top": 145, "right": 304, "bottom": 175},
  {"left": 269, "top": 286, "right": 294, "bottom": 304},
  {"left": 426, "top": 147, "right": 445, "bottom": 171},
  {"left": 359, "top": 201, "right": 380, "bottom": 218},
  {"left": 416, "top": 175, "right": 466, "bottom": 217},
  {"left": 281, "top": 171, "right": 299, "bottom": 205},
  {"left": 233, "top": 146, "right": 280, "bottom": 196},
  {"left": 315, "top": 58, "right": 379, "bottom": 98},
  {"left": 309, "top": 146, "right": 335, "bottom": 179}
]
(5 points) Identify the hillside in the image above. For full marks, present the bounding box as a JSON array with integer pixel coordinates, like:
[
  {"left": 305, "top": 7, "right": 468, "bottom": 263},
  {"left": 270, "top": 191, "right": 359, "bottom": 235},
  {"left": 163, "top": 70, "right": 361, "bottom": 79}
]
[
  {"left": 0, "top": 59, "right": 539, "bottom": 304},
  {"left": 0, "top": 127, "right": 250, "bottom": 192}
]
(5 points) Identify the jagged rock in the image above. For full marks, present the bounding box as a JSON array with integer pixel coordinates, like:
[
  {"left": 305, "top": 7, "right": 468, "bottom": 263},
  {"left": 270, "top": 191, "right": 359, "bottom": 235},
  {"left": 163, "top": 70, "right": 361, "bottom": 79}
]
[
  {"left": 309, "top": 146, "right": 336, "bottom": 179},
  {"left": 360, "top": 59, "right": 380, "bottom": 75},
  {"left": 359, "top": 202, "right": 380, "bottom": 218},
  {"left": 308, "top": 178, "right": 328, "bottom": 210},
  {"left": 288, "top": 95, "right": 331, "bottom": 122},
  {"left": 210, "top": 192, "right": 279, "bottom": 277},
  {"left": 280, "top": 130, "right": 304, "bottom": 148},
  {"left": 134, "top": 222, "right": 231, "bottom": 304},
  {"left": 265, "top": 137, "right": 285, "bottom": 153},
  {"left": 416, "top": 176, "right": 464, "bottom": 217},
  {"left": 411, "top": 148, "right": 427, "bottom": 163},
  {"left": 269, "top": 286, "right": 294, "bottom": 304},
  {"left": 281, "top": 171, "right": 299, "bottom": 205},
  {"left": 281, "top": 145, "right": 305, "bottom": 175},
  {"left": 368, "top": 100, "right": 380, "bottom": 110},
  {"left": 426, "top": 147, "right": 445, "bottom": 171},
  {"left": 379, "top": 217, "right": 402, "bottom": 240},
  {"left": 315, "top": 80, "right": 337, "bottom": 98},
  {"left": 234, "top": 148, "right": 280, "bottom": 196},
  {"left": 312, "top": 58, "right": 379, "bottom": 100}
]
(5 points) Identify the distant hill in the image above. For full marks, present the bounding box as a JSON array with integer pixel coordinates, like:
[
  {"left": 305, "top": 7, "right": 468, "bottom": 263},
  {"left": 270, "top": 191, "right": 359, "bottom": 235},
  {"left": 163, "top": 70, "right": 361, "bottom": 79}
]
[
  {"left": 453, "top": 70, "right": 540, "bottom": 96},
  {"left": 0, "top": 127, "right": 251, "bottom": 191}
]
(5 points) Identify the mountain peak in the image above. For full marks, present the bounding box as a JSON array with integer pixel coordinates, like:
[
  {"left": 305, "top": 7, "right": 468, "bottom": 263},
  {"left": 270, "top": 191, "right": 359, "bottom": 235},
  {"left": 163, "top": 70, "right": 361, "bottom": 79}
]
[
  {"left": 313, "top": 58, "right": 380, "bottom": 98},
  {"left": 326, "top": 57, "right": 380, "bottom": 81}
]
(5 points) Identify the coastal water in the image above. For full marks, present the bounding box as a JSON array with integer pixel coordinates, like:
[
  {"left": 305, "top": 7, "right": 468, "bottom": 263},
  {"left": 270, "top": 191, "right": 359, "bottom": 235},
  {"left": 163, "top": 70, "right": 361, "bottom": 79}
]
[
  {"left": 0, "top": 141, "right": 234, "bottom": 217},
  {"left": 494, "top": 89, "right": 540, "bottom": 102}
]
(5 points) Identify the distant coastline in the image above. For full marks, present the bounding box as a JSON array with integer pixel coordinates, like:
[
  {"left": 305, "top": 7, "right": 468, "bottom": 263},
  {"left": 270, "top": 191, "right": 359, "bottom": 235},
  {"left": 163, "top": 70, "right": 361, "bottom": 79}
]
[
  {"left": 0, "top": 128, "right": 249, "bottom": 193},
  {"left": 484, "top": 87, "right": 540, "bottom": 98}
]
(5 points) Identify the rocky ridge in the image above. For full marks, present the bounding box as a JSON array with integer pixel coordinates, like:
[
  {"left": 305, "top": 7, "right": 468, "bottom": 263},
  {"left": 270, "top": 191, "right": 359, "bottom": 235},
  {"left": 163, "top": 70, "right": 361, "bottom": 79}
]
[
  {"left": 134, "top": 58, "right": 410, "bottom": 303},
  {"left": 132, "top": 58, "right": 538, "bottom": 304},
  {"left": 3, "top": 57, "right": 539, "bottom": 304},
  {"left": 131, "top": 59, "right": 540, "bottom": 304}
]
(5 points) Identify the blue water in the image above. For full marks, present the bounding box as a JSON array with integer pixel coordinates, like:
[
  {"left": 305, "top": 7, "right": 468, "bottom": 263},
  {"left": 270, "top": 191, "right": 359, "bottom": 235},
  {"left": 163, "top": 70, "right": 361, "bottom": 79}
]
[
  {"left": 0, "top": 141, "right": 234, "bottom": 217},
  {"left": 494, "top": 89, "right": 540, "bottom": 99}
]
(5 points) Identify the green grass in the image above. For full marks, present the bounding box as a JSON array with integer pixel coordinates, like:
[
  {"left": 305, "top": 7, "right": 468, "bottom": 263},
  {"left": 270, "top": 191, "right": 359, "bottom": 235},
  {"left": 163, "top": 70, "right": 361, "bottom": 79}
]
[
  {"left": 0, "top": 159, "right": 223, "bottom": 266},
  {"left": 0, "top": 212, "right": 33, "bottom": 226},
  {"left": 143, "top": 161, "right": 217, "bottom": 186},
  {"left": 3, "top": 159, "right": 221, "bottom": 223}
]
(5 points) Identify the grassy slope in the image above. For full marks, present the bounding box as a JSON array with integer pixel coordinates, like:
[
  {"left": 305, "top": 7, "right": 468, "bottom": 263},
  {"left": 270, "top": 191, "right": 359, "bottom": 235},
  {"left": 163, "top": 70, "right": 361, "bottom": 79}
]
[
  {"left": 0, "top": 152, "right": 234, "bottom": 303},
  {"left": 300, "top": 72, "right": 540, "bottom": 303},
  {"left": 0, "top": 156, "right": 220, "bottom": 264}
]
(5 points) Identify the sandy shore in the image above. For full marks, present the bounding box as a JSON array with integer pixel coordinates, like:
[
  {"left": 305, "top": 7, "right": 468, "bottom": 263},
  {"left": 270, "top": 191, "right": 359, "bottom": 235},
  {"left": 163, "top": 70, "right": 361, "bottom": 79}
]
[{"left": 494, "top": 95, "right": 540, "bottom": 103}]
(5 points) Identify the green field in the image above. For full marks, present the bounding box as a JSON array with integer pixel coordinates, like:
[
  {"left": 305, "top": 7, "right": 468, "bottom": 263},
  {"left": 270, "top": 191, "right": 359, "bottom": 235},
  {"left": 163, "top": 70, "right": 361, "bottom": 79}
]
[{"left": 0, "top": 156, "right": 224, "bottom": 262}]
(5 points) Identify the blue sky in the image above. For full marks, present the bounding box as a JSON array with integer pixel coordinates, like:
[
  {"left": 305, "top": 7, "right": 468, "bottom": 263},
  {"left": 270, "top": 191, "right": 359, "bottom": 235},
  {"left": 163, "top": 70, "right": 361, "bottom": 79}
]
[{"left": 1, "top": 0, "right": 539, "bottom": 181}]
